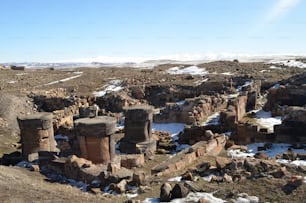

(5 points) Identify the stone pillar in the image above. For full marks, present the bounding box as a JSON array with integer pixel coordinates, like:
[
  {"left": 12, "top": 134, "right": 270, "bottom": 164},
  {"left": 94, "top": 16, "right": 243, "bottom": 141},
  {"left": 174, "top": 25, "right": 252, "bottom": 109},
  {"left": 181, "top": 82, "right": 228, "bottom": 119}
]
[
  {"left": 74, "top": 116, "right": 116, "bottom": 164},
  {"left": 17, "top": 112, "right": 58, "bottom": 156},
  {"left": 120, "top": 105, "right": 156, "bottom": 154}
]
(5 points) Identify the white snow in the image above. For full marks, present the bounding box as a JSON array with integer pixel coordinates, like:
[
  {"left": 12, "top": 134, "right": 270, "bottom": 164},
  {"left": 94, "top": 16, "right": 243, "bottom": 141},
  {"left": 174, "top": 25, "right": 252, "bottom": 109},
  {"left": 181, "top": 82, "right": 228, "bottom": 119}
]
[
  {"left": 168, "top": 176, "right": 182, "bottom": 182},
  {"left": 143, "top": 192, "right": 226, "bottom": 203},
  {"left": 152, "top": 123, "right": 185, "bottom": 139},
  {"left": 8, "top": 80, "right": 17, "bottom": 84},
  {"left": 270, "top": 59, "right": 306, "bottom": 69},
  {"left": 228, "top": 143, "right": 306, "bottom": 166},
  {"left": 304, "top": 177, "right": 306, "bottom": 183},
  {"left": 202, "top": 174, "right": 215, "bottom": 182},
  {"left": 44, "top": 74, "right": 82, "bottom": 86},
  {"left": 269, "top": 65, "right": 282, "bottom": 70},
  {"left": 16, "top": 72, "right": 28, "bottom": 76},
  {"left": 259, "top": 69, "right": 269, "bottom": 73},
  {"left": 167, "top": 66, "right": 208, "bottom": 76},
  {"left": 194, "top": 78, "right": 209, "bottom": 86},
  {"left": 125, "top": 193, "right": 139, "bottom": 198},
  {"left": 152, "top": 123, "right": 189, "bottom": 152},
  {"left": 221, "top": 72, "right": 234, "bottom": 76},
  {"left": 237, "top": 81, "right": 253, "bottom": 91},
  {"left": 176, "top": 100, "right": 186, "bottom": 106},
  {"left": 202, "top": 112, "right": 220, "bottom": 126},
  {"left": 254, "top": 110, "right": 282, "bottom": 132},
  {"left": 93, "top": 80, "right": 123, "bottom": 97},
  {"left": 227, "top": 149, "right": 255, "bottom": 158}
]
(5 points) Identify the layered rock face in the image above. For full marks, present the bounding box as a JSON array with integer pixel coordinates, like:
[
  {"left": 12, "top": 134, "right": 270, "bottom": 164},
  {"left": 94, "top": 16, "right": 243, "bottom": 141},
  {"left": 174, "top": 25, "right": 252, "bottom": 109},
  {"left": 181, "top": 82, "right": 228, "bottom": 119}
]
[
  {"left": 74, "top": 116, "right": 116, "bottom": 164},
  {"left": 119, "top": 105, "right": 156, "bottom": 154},
  {"left": 17, "top": 112, "right": 58, "bottom": 156}
]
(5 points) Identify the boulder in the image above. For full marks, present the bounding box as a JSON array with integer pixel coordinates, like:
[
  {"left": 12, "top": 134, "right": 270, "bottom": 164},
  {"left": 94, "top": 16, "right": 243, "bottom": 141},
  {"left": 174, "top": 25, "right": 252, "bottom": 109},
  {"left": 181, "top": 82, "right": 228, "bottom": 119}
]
[
  {"left": 171, "top": 183, "right": 190, "bottom": 199},
  {"left": 181, "top": 171, "right": 193, "bottom": 181},
  {"left": 132, "top": 171, "right": 146, "bottom": 186},
  {"left": 160, "top": 183, "right": 172, "bottom": 202},
  {"left": 254, "top": 152, "right": 268, "bottom": 160}
]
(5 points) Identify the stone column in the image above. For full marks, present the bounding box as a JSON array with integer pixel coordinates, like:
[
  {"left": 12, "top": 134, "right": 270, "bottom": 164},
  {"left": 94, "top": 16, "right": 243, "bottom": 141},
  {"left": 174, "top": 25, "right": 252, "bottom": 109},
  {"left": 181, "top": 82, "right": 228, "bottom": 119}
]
[
  {"left": 17, "top": 112, "right": 57, "bottom": 156},
  {"left": 120, "top": 105, "right": 156, "bottom": 154},
  {"left": 74, "top": 116, "right": 116, "bottom": 164}
]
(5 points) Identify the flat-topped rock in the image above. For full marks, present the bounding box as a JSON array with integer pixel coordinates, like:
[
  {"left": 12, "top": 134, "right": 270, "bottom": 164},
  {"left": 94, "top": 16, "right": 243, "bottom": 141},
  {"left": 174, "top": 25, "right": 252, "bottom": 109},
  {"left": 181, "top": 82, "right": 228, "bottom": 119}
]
[
  {"left": 74, "top": 116, "right": 116, "bottom": 137},
  {"left": 18, "top": 112, "right": 53, "bottom": 130}
]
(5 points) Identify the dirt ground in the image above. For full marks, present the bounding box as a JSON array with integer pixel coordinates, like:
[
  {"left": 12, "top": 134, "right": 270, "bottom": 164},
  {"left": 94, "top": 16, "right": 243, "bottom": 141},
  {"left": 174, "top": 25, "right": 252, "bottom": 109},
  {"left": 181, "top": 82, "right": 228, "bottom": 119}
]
[{"left": 0, "top": 60, "right": 306, "bottom": 202}]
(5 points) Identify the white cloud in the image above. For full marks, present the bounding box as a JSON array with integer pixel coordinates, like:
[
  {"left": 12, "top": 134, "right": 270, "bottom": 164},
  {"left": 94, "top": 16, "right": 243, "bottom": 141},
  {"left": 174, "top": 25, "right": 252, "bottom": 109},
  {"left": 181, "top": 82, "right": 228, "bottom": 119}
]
[{"left": 266, "top": 0, "right": 300, "bottom": 23}]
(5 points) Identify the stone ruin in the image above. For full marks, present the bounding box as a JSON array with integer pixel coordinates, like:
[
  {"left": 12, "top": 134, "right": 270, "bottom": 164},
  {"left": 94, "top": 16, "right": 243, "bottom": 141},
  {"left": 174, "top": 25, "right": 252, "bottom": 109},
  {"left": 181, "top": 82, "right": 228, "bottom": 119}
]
[
  {"left": 17, "top": 112, "right": 58, "bottom": 156},
  {"left": 119, "top": 105, "right": 156, "bottom": 154},
  {"left": 74, "top": 116, "right": 117, "bottom": 164}
]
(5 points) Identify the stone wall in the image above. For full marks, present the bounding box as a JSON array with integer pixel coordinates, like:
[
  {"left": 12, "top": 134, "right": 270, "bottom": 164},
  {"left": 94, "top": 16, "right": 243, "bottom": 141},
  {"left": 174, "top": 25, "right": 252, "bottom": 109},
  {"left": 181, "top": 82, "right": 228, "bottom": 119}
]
[
  {"left": 154, "top": 95, "right": 227, "bottom": 125},
  {"left": 152, "top": 134, "right": 227, "bottom": 176}
]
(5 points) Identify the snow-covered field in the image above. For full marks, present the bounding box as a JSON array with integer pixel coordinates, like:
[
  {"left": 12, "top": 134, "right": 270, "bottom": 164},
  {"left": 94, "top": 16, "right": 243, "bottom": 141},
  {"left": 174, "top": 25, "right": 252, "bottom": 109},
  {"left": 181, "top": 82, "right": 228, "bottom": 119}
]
[
  {"left": 166, "top": 66, "right": 208, "bottom": 76},
  {"left": 93, "top": 79, "right": 123, "bottom": 97},
  {"left": 270, "top": 59, "right": 306, "bottom": 69}
]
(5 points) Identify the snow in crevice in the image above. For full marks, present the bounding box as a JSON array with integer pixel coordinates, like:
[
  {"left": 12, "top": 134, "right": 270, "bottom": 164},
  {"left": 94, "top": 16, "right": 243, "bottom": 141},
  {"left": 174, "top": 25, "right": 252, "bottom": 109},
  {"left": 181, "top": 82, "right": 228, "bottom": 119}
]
[
  {"left": 42, "top": 73, "right": 83, "bottom": 86},
  {"left": 166, "top": 66, "right": 208, "bottom": 76},
  {"left": 93, "top": 79, "right": 123, "bottom": 97},
  {"left": 201, "top": 112, "right": 220, "bottom": 126},
  {"left": 168, "top": 176, "right": 182, "bottom": 182}
]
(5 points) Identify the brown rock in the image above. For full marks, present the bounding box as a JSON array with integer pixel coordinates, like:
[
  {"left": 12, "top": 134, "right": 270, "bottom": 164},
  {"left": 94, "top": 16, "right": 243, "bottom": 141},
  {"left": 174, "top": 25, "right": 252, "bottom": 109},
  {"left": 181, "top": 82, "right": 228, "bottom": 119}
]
[
  {"left": 160, "top": 183, "right": 172, "bottom": 202},
  {"left": 181, "top": 171, "right": 193, "bottom": 181},
  {"left": 171, "top": 183, "right": 190, "bottom": 199},
  {"left": 254, "top": 152, "right": 268, "bottom": 160},
  {"left": 198, "top": 197, "right": 210, "bottom": 203},
  {"left": 132, "top": 171, "right": 146, "bottom": 186},
  {"left": 216, "top": 156, "right": 231, "bottom": 170},
  {"left": 223, "top": 173, "right": 233, "bottom": 183},
  {"left": 30, "top": 164, "right": 40, "bottom": 172},
  {"left": 114, "top": 179, "right": 127, "bottom": 194}
]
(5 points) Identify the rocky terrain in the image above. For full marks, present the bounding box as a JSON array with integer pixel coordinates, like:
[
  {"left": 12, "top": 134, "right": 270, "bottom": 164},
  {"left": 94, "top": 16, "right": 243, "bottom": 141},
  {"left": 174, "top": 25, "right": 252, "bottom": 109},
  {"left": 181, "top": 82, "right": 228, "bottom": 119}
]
[{"left": 0, "top": 59, "right": 306, "bottom": 202}]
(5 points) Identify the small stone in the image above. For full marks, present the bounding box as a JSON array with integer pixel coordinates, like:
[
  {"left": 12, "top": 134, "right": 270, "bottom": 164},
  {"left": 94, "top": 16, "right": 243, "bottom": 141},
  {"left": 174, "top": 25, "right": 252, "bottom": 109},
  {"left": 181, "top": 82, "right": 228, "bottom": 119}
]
[
  {"left": 223, "top": 173, "right": 233, "bottom": 183},
  {"left": 181, "top": 171, "right": 193, "bottom": 181},
  {"left": 254, "top": 152, "right": 268, "bottom": 160},
  {"left": 29, "top": 164, "right": 40, "bottom": 172},
  {"left": 198, "top": 197, "right": 210, "bottom": 203}
]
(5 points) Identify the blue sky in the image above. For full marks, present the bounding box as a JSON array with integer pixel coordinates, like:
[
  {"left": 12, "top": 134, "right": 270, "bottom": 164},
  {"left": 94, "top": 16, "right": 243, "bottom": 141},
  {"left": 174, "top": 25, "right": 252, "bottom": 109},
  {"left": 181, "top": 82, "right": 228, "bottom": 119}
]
[{"left": 0, "top": 0, "right": 305, "bottom": 62}]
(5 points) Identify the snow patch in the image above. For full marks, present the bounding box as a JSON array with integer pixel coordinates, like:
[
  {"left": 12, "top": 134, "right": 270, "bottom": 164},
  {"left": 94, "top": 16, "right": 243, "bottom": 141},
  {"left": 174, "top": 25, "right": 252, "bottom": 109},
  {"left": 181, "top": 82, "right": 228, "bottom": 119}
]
[
  {"left": 143, "top": 192, "right": 226, "bottom": 203},
  {"left": 202, "top": 112, "right": 220, "bottom": 126},
  {"left": 167, "top": 66, "right": 208, "bottom": 76},
  {"left": 44, "top": 73, "right": 82, "bottom": 86},
  {"left": 221, "top": 72, "right": 234, "bottom": 76},
  {"left": 93, "top": 79, "right": 123, "bottom": 97},
  {"left": 168, "top": 176, "right": 182, "bottom": 182},
  {"left": 254, "top": 110, "right": 282, "bottom": 132},
  {"left": 269, "top": 65, "right": 282, "bottom": 70},
  {"left": 270, "top": 59, "right": 306, "bottom": 69}
]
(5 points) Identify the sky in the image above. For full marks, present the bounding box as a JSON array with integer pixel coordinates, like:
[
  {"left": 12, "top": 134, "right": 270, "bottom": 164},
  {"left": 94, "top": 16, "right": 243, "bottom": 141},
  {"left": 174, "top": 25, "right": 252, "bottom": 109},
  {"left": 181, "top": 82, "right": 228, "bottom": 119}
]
[{"left": 0, "top": 0, "right": 305, "bottom": 63}]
